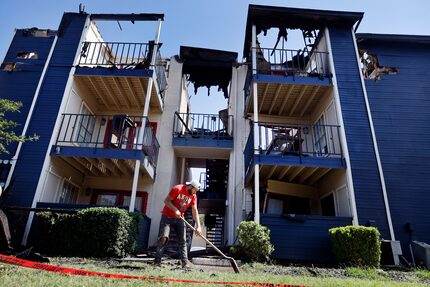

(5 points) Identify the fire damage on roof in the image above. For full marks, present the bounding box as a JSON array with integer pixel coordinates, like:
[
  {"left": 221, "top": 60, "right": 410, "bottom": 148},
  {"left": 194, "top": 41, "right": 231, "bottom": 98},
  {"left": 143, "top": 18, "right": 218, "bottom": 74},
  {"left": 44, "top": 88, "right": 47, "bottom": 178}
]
[{"left": 179, "top": 46, "right": 238, "bottom": 99}]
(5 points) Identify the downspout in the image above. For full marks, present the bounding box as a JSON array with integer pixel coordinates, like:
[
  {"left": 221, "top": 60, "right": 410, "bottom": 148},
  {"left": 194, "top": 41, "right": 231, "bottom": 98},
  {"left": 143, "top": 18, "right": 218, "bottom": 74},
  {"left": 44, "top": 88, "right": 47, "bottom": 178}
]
[
  {"left": 130, "top": 18, "right": 162, "bottom": 212},
  {"left": 251, "top": 25, "right": 260, "bottom": 224},
  {"left": 5, "top": 35, "right": 59, "bottom": 190},
  {"left": 325, "top": 27, "right": 359, "bottom": 226},
  {"left": 351, "top": 29, "right": 395, "bottom": 241},
  {"left": 21, "top": 15, "right": 91, "bottom": 245}
]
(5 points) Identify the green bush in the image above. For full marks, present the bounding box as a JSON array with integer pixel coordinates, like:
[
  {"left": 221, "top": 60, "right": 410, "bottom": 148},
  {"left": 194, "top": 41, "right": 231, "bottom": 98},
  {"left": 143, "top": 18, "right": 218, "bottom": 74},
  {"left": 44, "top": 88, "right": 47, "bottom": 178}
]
[
  {"left": 35, "top": 207, "right": 139, "bottom": 258},
  {"left": 230, "top": 221, "right": 274, "bottom": 262},
  {"left": 329, "top": 225, "right": 381, "bottom": 267}
]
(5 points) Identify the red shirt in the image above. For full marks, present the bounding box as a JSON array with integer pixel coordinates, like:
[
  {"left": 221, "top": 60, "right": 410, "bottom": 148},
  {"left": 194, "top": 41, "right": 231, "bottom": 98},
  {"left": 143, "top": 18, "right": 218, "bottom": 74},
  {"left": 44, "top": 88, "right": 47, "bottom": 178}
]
[{"left": 162, "top": 184, "right": 196, "bottom": 218}]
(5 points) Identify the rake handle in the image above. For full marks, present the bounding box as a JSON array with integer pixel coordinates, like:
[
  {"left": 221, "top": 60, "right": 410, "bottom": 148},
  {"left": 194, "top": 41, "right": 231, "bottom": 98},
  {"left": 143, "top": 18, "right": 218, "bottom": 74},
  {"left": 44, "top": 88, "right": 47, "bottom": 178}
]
[{"left": 180, "top": 216, "right": 231, "bottom": 260}]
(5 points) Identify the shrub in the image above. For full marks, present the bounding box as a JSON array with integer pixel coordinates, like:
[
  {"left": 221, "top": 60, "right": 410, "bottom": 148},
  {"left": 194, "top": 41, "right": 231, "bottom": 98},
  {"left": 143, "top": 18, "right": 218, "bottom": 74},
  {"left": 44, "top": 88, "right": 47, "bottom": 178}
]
[
  {"left": 34, "top": 207, "right": 139, "bottom": 258},
  {"left": 329, "top": 225, "right": 381, "bottom": 267},
  {"left": 230, "top": 221, "right": 274, "bottom": 262}
]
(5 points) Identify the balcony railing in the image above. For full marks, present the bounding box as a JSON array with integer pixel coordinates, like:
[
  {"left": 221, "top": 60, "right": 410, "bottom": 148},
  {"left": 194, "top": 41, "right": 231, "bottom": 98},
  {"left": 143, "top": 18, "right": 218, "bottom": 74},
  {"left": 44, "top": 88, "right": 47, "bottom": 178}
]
[
  {"left": 77, "top": 41, "right": 167, "bottom": 99},
  {"left": 173, "top": 112, "right": 233, "bottom": 140},
  {"left": 54, "top": 113, "right": 159, "bottom": 167},
  {"left": 78, "top": 42, "right": 149, "bottom": 68},
  {"left": 252, "top": 47, "right": 330, "bottom": 76},
  {"left": 244, "top": 121, "right": 343, "bottom": 170}
]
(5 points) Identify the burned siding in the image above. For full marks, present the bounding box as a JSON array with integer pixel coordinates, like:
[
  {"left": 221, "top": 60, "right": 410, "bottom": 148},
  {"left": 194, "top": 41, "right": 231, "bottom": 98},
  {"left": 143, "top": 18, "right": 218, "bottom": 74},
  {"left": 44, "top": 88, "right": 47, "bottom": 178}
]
[{"left": 358, "top": 35, "right": 430, "bottom": 254}]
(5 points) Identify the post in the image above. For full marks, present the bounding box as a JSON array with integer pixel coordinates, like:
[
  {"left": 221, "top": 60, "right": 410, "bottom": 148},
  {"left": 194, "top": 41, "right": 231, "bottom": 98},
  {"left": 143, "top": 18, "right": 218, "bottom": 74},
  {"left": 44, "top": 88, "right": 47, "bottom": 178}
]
[
  {"left": 252, "top": 24, "right": 260, "bottom": 224},
  {"left": 130, "top": 18, "right": 163, "bottom": 212}
]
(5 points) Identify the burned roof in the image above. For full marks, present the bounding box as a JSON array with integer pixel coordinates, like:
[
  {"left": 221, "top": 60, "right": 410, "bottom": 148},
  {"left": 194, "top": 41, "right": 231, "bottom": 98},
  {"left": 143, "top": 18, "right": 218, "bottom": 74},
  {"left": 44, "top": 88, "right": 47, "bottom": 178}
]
[
  {"left": 90, "top": 13, "right": 164, "bottom": 21},
  {"left": 357, "top": 33, "right": 430, "bottom": 45},
  {"left": 180, "top": 46, "right": 238, "bottom": 99},
  {"left": 243, "top": 4, "right": 363, "bottom": 57}
]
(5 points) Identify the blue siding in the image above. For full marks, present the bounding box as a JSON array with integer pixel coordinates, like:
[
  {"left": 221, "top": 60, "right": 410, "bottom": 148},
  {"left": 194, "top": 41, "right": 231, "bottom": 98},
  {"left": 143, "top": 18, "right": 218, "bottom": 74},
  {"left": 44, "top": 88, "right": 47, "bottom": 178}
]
[
  {"left": 359, "top": 39, "right": 430, "bottom": 252},
  {"left": 6, "top": 14, "right": 87, "bottom": 206},
  {"left": 329, "top": 27, "right": 390, "bottom": 238},
  {"left": 0, "top": 30, "right": 56, "bottom": 159},
  {"left": 261, "top": 214, "right": 352, "bottom": 262}
]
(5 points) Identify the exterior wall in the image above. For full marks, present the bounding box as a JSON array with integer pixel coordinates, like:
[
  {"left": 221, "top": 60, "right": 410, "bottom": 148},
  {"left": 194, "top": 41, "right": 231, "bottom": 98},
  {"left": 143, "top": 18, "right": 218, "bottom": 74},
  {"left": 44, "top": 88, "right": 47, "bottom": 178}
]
[
  {"left": 359, "top": 39, "right": 430, "bottom": 249},
  {"left": 261, "top": 214, "right": 352, "bottom": 262},
  {"left": 147, "top": 56, "right": 183, "bottom": 245},
  {"left": 38, "top": 157, "right": 84, "bottom": 203},
  {"left": 328, "top": 26, "right": 390, "bottom": 238},
  {"left": 226, "top": 64, "right": 247, "bottom": 243},
  {"left": 6, "top": 13, "right": 88, "bottom": 206},
  {"left": 0, "top": 29, "right": 56, "bottom": 159}
]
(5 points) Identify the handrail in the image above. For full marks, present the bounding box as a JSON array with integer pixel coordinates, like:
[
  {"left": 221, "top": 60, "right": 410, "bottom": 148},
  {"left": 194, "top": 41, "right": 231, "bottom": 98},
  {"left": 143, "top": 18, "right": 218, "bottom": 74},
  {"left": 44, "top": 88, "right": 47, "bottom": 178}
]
[
  {"left": 247, "top": 121, "right": 343, "bottom": 158},
  {"left": 54, "top": 114, "right": 160, "bottom": 167},
  {"left": 251, "top": 47, "right": 329, "bottom": 76},
  {"left": 78, "top": 42, "right": 149, "bottom": 67},
  {"left": 173, "top": 112, "right": 233, "bottom": 140}
]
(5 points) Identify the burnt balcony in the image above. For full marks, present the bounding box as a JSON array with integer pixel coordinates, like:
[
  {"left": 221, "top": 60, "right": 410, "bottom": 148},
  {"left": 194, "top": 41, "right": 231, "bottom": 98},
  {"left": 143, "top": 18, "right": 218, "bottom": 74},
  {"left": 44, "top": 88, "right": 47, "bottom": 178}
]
[
  {"left": 244, "top": 121, "right": 345, "bottom": 185},
  {"left": 74, "top": 42, "right": 167, "bottom": 112},
  {"left": 172, "top": 112, "right": 233, "bottom": 159},
  {"left": 51, "top": 113, "right": 159, "bottom": 179},
  {"left": 245, "top": 47, "right": 332, "bottom": 116}
]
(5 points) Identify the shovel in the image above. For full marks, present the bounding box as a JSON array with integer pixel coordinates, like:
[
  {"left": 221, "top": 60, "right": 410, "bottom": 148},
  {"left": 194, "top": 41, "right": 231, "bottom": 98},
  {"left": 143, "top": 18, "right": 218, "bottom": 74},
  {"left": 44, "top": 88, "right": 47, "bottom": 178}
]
[{"left": 180, "top": 216, "right": 240, "bottom": 273}]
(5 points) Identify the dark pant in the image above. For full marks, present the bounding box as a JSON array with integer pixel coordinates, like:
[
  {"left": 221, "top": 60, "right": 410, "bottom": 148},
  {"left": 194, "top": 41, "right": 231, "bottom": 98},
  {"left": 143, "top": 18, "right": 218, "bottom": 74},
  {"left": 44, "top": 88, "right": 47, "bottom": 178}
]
[{"left": 154, "top": 215, "right": 187, "bottom": 262}]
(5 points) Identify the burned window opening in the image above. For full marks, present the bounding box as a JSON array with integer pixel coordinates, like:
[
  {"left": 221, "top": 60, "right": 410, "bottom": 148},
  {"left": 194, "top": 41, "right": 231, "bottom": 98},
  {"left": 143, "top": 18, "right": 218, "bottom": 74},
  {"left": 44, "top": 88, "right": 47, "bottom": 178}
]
[
  {"left": 359, "top": 50, "right": 399, "bottom": 80},
  {"left": 16, "top": 52, "right": 38, "bottom": 59},
  {"left": 1, "top": 63, "right": 18, "bottom": 72}
]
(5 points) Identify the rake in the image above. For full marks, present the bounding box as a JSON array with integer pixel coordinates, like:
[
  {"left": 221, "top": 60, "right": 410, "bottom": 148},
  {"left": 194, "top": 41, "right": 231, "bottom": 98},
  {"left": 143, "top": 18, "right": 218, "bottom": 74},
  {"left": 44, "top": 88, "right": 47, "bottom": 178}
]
[{"left": 180, "top": 217, "right": 240, "bottom": 273}]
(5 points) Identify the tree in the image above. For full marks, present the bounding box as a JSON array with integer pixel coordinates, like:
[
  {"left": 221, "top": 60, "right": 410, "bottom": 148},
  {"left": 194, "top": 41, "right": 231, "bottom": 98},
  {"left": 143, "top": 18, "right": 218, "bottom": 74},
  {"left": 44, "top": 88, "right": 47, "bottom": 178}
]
[{"left": 0, "top": 99, "right": 38, "bottom": 154}]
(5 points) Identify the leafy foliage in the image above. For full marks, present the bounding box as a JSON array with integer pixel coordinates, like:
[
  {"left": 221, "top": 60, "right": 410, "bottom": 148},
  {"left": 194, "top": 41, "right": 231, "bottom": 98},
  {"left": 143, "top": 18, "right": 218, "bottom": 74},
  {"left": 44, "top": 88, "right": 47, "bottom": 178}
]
[
  {"left": 329, "top": 225, "right": 381, "bottom": 267},
  {"left": 230, "top": 221, "right": 274, "bottom": 262},
  {"left": 35, "top": 207, "right": 139, "bottom": 258},
  {"left": 0, "top": 99, "right": 38, "bottom": 154}
]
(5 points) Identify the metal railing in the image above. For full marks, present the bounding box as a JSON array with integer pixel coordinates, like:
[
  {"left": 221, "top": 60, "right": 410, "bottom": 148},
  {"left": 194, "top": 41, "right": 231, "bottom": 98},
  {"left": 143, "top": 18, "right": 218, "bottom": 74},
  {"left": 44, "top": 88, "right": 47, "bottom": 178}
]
[
  {"left": 172, "top": 112, "right": 233, "bottom": 140},
  {"left": 78, "top": 42, "right": 149, "bottom": 68},
  {"left": 244, "top": 121, "right": 343, "bottom": 165},
  {"left": 54, "top": 113, "right": 160, "bottom": 167},
  {"left": 252, "top": 47, "right": 329, "bottom": 76},
  {"left": 78, "top": 41, "right": 167, "bottom": 100},
  {"left": 154, "top": 49, "right": 168, "bottom": 98}
]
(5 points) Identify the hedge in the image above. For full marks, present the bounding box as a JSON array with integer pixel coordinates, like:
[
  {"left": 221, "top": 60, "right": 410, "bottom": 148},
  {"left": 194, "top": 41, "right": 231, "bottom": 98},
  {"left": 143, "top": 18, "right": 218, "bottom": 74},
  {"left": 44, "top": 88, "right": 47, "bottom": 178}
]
[
  {"left": 35, "top": 207, "right": 139, "bottom": 258},
  {"left": 329, "top": 225, "right": 381, "bottom": 267}
]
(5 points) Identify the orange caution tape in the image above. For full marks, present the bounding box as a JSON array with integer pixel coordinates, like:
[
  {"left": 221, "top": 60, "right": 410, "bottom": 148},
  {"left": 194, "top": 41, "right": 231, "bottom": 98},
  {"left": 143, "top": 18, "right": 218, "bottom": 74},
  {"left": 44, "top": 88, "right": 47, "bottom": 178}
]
[{"left": 0, "top": 254, "right": 304, "bottom": 287}]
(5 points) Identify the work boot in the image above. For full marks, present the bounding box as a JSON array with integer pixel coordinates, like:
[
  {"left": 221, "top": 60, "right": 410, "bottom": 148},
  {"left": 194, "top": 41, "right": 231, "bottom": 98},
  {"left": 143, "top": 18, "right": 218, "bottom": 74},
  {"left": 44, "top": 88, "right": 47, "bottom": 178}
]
[
  {"left": 153, "top": 259, "right": 161, "bottom": 267},
  {"left": 181, "top": 260, "right": 192, "bottom": 269}
]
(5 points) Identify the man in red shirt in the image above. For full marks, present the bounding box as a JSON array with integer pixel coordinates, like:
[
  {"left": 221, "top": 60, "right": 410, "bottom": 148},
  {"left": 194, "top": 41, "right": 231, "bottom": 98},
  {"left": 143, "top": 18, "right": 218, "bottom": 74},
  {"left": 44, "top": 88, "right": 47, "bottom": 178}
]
[{"left": 154, "top": 180, "right": 202, "bottom": 268}]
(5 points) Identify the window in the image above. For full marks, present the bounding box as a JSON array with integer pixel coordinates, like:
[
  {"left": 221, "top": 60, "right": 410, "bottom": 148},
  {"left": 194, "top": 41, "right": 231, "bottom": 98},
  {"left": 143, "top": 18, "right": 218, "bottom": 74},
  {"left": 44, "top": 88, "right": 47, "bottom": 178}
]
[
  {"left": 313, "top": 115, "right": 328, "bottom": 156},
  {"left": 74, "top": 103, "right": 95, "bottom": 146},
  {"left": 90, "top": 189, "right": 148, "bottom": 214},
  {"left": 16, "top": 52, "right": 38, "bottom": 59},
  {"left": 58, "top": 179, "right": 79, "bottom": 204}
]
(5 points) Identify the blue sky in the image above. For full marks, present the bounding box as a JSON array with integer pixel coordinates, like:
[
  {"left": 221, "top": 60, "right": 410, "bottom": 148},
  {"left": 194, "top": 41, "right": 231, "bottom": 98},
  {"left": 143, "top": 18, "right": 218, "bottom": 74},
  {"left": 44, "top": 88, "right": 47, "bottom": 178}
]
[{"left": 1, "top": 0, "right": 429, "bottom": 114}]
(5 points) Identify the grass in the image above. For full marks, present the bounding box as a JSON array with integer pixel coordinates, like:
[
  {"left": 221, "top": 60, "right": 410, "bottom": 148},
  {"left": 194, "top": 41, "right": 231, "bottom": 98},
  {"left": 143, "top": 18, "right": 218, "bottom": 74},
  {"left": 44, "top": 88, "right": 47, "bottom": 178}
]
[
  {"left": 0, "top": 258, "right": 429, "bottom": 287},
  {"left": 415, "top": 268, "right": 430, "bottom": 279}
]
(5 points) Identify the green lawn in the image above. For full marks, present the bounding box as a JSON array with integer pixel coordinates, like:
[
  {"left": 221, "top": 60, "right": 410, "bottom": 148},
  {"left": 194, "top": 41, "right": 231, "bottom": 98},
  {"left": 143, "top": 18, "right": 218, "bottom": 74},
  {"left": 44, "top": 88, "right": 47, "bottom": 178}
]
[{"left": 0, "top": 258, "right": 429, "bottom": 287}]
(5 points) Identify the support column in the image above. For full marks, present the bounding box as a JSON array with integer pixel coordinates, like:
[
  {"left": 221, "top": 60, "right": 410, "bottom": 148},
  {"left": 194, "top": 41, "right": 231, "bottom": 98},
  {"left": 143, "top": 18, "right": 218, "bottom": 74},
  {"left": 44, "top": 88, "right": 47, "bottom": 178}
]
[{"left": 129, "top": 18, "right": 162, "bottom": 212}]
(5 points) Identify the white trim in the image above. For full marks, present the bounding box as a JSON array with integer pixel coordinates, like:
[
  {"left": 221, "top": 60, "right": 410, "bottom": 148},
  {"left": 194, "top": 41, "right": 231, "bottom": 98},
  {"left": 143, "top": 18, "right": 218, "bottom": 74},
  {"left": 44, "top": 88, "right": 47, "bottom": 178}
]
[
  {"left": 325, "top": 27, "right": 359, "bottom": 226},
  {"left": 251, "top": 25, "right": 260, "bottom": 224},
  {"left": 5, "top": 35, "right": 59, "bottom": 190},
  {"left": 351, "top": 29, "right": 395, "bottom": 240},
  {"left": 21, "top": 15, "right": 91, "bottom": 245}
]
